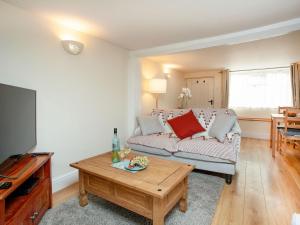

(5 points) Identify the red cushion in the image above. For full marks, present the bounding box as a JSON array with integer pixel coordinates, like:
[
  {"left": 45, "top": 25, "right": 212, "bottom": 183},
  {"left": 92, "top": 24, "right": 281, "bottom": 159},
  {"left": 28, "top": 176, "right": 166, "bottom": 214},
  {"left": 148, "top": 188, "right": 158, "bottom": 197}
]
[{"left": 167, "top": 110, "right": 205, "bottom": 139}]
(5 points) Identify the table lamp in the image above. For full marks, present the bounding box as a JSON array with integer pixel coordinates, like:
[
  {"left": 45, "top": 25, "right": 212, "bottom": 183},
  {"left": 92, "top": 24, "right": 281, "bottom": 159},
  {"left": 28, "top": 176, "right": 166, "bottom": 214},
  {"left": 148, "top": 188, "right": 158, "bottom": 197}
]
[{"left": 148, "top": 78, "right": 167, "bottom": 108}]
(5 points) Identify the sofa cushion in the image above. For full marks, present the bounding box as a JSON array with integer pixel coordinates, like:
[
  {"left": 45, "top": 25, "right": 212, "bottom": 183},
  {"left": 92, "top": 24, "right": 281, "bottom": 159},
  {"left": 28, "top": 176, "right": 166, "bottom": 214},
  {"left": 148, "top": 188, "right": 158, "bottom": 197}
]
[
  {"left": 176, "top": 137, "right": 238, "bottom": 162},
  {"left": 152, "top": 108, "right": 237, "bottom": 139},
  {"left": 137, "top": 116, "right": 164, "bottom": 135},
  {"left": 173, "top": 151, "right": 232, "bottom": 163},
  {"left": 152, "top": 109, "right": 189, "bottom": 137},
  {"left": 127, "top": 143, "right": 172, "bottom": 156},
  {"left": 167, "top": 110, "right": 205, "bottom": 139},
  {"left": 127, "top": 134, "right": 179, "bottom": 153},
  {"left": 209, "top": 114, "right": 237, "bottom": 142},
  {"left": 192, "top": 111, "right": 216, "bottom": 139}
]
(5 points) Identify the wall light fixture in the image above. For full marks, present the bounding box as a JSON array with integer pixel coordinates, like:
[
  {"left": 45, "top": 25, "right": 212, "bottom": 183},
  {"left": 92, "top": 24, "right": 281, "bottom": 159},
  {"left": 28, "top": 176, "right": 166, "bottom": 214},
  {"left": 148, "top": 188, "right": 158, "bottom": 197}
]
[{"left": 61, "top": 40, "right": 84, "bottom": 55}]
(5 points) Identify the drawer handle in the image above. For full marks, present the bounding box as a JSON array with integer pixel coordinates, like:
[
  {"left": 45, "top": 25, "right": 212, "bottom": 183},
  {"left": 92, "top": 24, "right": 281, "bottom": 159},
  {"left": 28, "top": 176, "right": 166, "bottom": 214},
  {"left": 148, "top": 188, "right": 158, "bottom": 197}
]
[
  {"left": 29, "top": 215, "right": 36, "bottom": 221},
  {"left": 29, "top": 212, "right": 39, "bottom": 221}
]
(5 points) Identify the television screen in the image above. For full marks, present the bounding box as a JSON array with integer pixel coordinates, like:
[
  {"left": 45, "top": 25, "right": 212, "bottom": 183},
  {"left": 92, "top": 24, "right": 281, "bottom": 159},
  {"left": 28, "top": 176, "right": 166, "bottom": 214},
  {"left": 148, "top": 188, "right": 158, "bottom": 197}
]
[{"left": 0, "top": 83, "right": 36, "bottom": 165}]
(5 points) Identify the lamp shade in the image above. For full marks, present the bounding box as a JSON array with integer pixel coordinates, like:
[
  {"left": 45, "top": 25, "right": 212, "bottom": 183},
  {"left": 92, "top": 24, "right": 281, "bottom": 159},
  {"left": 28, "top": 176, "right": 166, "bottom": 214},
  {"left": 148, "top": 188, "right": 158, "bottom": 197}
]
[{"left": 148, "top": 79, "right": 167, "bottom": 94}]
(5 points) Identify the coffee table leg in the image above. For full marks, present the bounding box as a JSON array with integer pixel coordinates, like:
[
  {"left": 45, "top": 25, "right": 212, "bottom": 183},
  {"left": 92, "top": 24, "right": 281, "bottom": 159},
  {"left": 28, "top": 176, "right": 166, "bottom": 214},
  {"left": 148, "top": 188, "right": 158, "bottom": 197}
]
[
  {"left": 153, "top": 197, "right": 164, "bottom": 225},
  {"left": 79, "top": 171, "right": 88, "bottom": 207},
  {"left": 179, "top": 177, "right": 188, "bottom": 212}
]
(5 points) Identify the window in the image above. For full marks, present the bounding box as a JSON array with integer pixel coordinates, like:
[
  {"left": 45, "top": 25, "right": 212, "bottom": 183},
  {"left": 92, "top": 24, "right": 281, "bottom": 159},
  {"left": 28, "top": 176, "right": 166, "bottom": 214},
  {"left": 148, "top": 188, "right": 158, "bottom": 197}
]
[{"left": 229, "top": 68, "right": 292, "bottom": 108}]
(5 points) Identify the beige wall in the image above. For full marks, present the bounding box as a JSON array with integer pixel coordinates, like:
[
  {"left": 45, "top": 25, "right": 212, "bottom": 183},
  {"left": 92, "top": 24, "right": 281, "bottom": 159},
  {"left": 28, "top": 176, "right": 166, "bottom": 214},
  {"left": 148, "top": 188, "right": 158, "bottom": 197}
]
[
  {"left": 0, "top": 1, "right": 129, "bottom": 183},
  {"left": 141, "top": 59, "right": 185, "bottom": 114},
  {"left": 160, "top": 70, "right": 185, "bottom": 109},
  {"left": 184, "top": 70, "right": 222, "bottom": 108}
]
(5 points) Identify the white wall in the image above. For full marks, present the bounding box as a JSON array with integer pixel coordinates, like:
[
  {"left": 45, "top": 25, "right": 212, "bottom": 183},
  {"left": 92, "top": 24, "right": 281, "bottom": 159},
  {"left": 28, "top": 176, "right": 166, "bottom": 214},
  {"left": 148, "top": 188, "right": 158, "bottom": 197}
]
[
  {"left": 140, "top": 59, "right": 185, "bottom": 114},
  {"left": 0, "top": 2, "right": 129, "bottom": 191},
  {"left": 235, "top": 108, "right": 276, "bottom": 139},
  {"left": 238, "top": 121, "right": 270, "bottom": 140}
]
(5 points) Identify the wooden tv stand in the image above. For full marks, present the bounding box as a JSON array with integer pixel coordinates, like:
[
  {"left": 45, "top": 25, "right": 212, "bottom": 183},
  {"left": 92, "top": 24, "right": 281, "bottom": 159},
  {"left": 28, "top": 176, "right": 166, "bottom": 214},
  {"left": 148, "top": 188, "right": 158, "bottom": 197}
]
[{"left": 0, "top": 153, "right": 53, "bottom": 225}]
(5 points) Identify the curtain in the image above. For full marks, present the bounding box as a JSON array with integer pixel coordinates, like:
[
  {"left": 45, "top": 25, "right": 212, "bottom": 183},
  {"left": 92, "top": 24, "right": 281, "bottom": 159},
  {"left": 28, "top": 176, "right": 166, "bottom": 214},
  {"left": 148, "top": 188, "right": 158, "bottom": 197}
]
[
  {"left": 291, "top": 63, "right": 300, "bottom": 108},
  {"left": 221, "top": 69, "right": 229, "bottom": 108},
  {"left": 229, "top": 68, "right": 292, "bottom": 108}
]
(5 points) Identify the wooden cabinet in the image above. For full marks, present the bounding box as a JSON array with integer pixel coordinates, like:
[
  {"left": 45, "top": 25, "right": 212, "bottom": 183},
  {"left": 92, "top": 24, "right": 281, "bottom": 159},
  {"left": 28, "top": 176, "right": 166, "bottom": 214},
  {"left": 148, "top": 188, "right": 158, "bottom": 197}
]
[{"left": 0, "top": 153, "right": 53, "bottom": 225}]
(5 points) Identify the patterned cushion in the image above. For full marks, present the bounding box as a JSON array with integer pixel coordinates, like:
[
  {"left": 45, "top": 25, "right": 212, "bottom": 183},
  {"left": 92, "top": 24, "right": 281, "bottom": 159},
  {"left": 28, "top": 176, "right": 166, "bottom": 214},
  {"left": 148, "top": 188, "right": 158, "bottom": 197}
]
[
  {"left": 127, "top": 133, "right": 240, "bottom": 162},
  {"left": 127, "top": 134, "right": 179, "bottom": 152},
  {"left": 280, "top": 128, "right": 300, "bottom": 136},
  {"left": 152, "top": 109, "right": 189, "bottom": 137},
  {"left": 192, "top": 111, "right": 216, "bottom": 138},
  {"left": 152, "top": 108, "right": 238, "bottom": 140},
  {"left": 176, "top": 137, "right": 239, "bottom": 162}
]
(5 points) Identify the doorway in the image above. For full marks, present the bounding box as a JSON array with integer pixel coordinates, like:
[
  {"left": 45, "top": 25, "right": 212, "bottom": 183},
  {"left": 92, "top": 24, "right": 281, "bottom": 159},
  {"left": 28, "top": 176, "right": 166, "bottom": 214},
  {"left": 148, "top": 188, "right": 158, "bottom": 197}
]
[{"left": 186, "top": 77, "right": 215, "bottom": 108}]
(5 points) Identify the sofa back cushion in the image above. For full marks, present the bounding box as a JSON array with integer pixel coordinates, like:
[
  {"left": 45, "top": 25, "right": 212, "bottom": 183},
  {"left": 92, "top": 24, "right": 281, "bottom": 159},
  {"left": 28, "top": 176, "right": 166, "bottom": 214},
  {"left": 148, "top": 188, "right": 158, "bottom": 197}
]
[
  {"left": 152, "top": 109, "right": 188, "bottom": 135},
  {"left": 209, "top": 114, "right": 237, "bottom": 142},
  {"left": 152, "top": 108, "right": 237, "bottom": 138},
  {"left": 137, "top": 116, "right": 164, "bottom": 135}
]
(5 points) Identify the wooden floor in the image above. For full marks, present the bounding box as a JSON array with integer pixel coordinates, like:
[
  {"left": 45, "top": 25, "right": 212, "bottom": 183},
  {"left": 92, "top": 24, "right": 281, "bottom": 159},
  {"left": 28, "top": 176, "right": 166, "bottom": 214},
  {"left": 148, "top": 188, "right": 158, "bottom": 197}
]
[
  {"left": 212, "top": 138, "right": 300, "bottom": 225},
  {"left": 53, "top": 138, "right": 300, "bottom": 225}
]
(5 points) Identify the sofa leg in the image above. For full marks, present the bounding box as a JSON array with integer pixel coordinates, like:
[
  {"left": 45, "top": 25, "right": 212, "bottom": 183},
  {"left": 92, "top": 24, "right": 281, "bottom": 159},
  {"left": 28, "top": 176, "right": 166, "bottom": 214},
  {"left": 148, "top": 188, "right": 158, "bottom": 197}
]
[{"left": 225, "top": 174, "right": 232, "bottom": 185}]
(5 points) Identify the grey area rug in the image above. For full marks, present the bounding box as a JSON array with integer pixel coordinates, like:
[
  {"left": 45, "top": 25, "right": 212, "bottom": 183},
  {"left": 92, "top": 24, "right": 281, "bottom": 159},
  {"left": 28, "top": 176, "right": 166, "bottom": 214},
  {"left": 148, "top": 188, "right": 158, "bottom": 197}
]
[{"left": 41, "top": 172, "right": 224, "bottom": 225}]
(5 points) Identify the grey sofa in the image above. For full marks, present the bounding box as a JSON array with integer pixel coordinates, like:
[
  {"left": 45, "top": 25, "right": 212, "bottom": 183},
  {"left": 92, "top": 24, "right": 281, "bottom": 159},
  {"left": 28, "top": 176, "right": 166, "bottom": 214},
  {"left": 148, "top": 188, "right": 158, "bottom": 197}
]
[{"left": 127, "top": 108, "right": 241, "bottom": 184}]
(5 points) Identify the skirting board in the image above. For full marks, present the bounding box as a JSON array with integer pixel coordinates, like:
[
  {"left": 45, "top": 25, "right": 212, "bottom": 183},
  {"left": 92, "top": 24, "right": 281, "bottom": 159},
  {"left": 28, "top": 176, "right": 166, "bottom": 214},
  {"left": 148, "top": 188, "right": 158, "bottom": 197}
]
[
  {"left": 241, "top": 131, "right": 270, "bottom": 140},
  {"left": 52, "top": 170, "right": 78, "bottom": 193}
]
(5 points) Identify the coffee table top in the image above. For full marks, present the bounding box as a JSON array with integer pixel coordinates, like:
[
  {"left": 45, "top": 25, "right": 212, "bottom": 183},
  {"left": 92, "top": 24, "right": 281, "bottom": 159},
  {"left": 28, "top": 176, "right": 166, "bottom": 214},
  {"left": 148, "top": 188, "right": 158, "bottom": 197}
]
[{"left": 70, "top": 152, "right": 194, "bottom": 198}]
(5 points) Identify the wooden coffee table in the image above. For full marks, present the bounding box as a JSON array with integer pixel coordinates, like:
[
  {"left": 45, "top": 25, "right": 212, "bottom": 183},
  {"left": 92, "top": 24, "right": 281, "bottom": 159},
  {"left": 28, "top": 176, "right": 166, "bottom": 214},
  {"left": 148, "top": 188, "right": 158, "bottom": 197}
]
[{"left": 70, "top": 152, "right": 194, "bottom": 225}]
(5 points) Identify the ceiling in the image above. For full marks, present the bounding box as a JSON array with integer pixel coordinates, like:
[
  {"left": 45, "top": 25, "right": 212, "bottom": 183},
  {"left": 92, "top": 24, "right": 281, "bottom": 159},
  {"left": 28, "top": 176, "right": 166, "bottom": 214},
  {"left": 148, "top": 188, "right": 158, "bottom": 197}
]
[
  {"left": 4, "top": 0, "right": 300, "bottom": 50},
  {"left": 147, "top": 31, "right": 300, "bottom": 73}
]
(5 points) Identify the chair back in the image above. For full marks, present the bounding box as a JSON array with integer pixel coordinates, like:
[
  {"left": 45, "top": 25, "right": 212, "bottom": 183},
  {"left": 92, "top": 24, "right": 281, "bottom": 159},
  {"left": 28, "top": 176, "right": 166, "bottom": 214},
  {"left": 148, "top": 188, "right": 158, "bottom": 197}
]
[
  {"left": 278, "top": 106, "right": 294, "bottom": 115},
  {"left": 284, "top": 108, "right": 300, "bottom": 132}
]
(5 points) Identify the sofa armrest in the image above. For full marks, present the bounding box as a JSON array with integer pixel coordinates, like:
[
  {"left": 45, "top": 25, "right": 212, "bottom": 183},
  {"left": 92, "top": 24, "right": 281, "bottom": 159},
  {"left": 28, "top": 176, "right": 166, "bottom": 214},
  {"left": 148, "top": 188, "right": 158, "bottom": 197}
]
[
  {"left": 231, "top": 121, "right": 242, "bottom": 134},
  {"left": 232, "top": 134, "right": 241, "bottom": 153},
  {"left": 226, "top": 121, "right": 241, "bottom": 141}
]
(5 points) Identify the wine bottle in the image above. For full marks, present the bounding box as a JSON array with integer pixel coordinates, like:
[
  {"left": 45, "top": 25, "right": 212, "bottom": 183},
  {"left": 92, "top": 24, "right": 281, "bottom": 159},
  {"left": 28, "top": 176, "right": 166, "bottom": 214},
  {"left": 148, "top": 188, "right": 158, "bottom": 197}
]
[{"left": 112, "top": 128, "right": 120, "bottom": 163}]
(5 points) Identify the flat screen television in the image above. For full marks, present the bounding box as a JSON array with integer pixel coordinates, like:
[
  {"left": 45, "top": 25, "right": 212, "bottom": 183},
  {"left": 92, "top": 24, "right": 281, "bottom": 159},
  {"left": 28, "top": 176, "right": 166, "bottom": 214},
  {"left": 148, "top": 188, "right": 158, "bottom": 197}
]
[{"left": 0, "top": 83, "right": 36, "bottom": 167}]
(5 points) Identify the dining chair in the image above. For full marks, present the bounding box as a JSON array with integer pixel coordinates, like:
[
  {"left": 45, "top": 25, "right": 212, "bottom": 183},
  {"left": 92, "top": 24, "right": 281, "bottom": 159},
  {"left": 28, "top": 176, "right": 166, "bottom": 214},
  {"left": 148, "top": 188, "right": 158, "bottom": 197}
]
[
  {"left": 277, "top": 108, "right": 300, "bottom": 154},
  {"left": 278, "top": 106, "right": 293, "bottom": 114},
  {"left": 275, "top": 106, "right": 289, "bottom": 152}
]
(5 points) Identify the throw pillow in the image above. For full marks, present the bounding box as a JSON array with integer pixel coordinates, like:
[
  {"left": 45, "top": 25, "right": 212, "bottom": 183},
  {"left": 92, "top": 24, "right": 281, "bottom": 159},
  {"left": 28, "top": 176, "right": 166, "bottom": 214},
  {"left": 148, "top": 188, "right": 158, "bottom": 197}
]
[
  {"left": 167, "top": 110, "right": 205, "bottom": 139},
  {"left": 137, "top": 116, "right": 164, "bottom": 136},
  {"left": 209, "top": 114, "right": 237, "bottom": 142},
  {"left": 192, "top": 112, "right": 216, "bottom": 139},
  {"left": 156, "top": 112, "right": 178, "bottom": 137},
  {"left": 133, "top": 126, "right": 142, "bottom": 136}
]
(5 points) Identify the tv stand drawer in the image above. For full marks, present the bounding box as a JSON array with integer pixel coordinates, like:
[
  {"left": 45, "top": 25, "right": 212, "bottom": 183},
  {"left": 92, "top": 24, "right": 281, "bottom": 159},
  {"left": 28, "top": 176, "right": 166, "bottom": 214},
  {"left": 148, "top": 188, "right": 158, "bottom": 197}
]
[{"left": 6, "top": 178, "right": 50, "bottom": 225}]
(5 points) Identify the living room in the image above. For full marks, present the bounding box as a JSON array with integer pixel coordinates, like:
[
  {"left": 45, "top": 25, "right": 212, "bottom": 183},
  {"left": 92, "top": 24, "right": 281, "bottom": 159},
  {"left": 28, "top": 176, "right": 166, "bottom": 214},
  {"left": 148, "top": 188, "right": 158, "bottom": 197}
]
[{"left": 0, "top": 1, "right": 300, "bottom": 225}]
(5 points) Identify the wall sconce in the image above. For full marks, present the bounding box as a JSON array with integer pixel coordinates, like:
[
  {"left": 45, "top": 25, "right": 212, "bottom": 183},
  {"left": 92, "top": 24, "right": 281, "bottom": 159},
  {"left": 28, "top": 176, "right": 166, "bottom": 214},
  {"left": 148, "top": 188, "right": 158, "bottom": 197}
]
[{"left": 61, "top": 40, "right": 84, "bottom": 55}]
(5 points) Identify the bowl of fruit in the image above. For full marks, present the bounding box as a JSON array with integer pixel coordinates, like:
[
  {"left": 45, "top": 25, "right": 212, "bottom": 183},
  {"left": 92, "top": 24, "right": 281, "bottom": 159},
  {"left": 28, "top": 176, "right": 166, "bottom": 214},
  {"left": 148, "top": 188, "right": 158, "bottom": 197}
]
[{"left": 125, "top": 156, "right": 149, "bottom": 171}]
